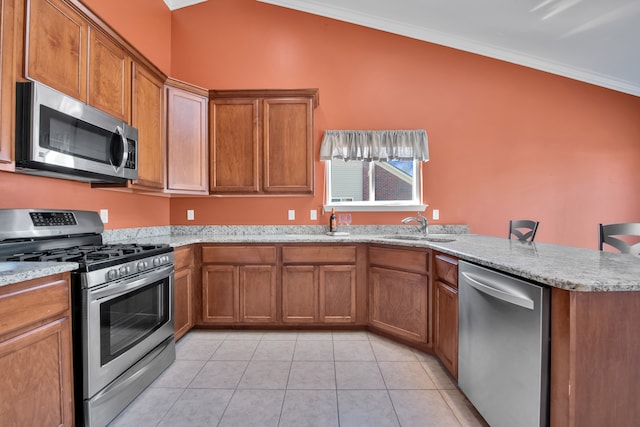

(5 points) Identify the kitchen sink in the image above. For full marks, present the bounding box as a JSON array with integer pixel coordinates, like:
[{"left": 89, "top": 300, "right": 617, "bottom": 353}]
[{"left": 382, "top": 235, "right": 457, "bottom": 243}]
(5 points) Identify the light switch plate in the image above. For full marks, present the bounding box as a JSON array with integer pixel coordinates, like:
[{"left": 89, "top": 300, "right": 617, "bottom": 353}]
[
  {"left": 432, "top": 209, "right": 440, "bottom": 220},
  {"left": 310, "top": 210, "right": 318, "bottom": 220},
  {"left": 288, "top": 210, "right": 295, "bottom": 220},
  {"left": 100, "top": 209, "right": 108, "bottom": 224},
  {"left": 187, "top": 209, "right": 195, "bottom": 221}
]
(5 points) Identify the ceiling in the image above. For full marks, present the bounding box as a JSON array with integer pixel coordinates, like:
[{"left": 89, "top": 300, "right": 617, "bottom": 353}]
[{"left": 164, "top": 0, "right": 640, "bottom": 97}]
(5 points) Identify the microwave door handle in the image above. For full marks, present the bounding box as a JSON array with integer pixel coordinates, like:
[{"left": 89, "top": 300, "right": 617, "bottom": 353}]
[{"left": 114, "top": 126, "right": 128, "bottom": 173}]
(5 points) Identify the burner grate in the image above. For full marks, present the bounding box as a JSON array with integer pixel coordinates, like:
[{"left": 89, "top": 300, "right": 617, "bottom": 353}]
[{"left": 0, "top": 243, "right": 170, "bottom": 265}]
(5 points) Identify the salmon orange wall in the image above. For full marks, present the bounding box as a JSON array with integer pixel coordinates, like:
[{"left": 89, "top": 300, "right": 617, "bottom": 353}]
[
  {"left": 0, "top": 172, "right": 169, "bottom": 228},
  {"left": 0, "top": 0, "right": 172, "bottom": 229},
  {"left": 168, "top": 0, "right": 640, "bottom": 249}
]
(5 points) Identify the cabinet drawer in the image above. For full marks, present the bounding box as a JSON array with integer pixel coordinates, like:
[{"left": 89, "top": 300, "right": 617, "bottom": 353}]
[
  {"left": 0, "top": 275, "right": 69, "bottom": 337},
  {"left": 369, "top": 246, "right": 429, "bottom": 274},
  {"left": 174, "top": 246, "right": 194, "bottom": 271},
  {"left": 435, "top": 254, "right": 459, "bottom": 288},
  {"left": 282, "top": 245, "right": 357, "bottom": 264},
  {"left": 202, "top": 245, "right": 276, "bottom": 265}
]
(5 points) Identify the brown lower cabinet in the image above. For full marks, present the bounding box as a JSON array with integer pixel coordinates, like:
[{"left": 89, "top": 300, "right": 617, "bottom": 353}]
[
  {"left": 0, "top": 273, "right": 74, "bottom": 426},
  {"left": 198, "top": 244, "right": 364, "bottom": 326},
  {"left": 282, "top": 264, "right": 357, "bottom": 324},
  {"left": 281, "top": 245, "right": 360, "bottom": 325},
  {"left": 433, "top": 252, "right": 459, "bottom": 379},
  {"left": 201, "top": 245, "right": 278, "bottom": 324},
  {"left": 368, "top": 246, "right": 430, "bottom": 345},
  {"left": 174, "top": 245, "right": 197, "bottom": 340}
]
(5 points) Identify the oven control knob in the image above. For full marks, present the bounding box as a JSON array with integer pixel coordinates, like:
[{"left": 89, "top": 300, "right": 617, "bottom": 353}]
[
  {"left": 119, "top": 266, "right": 128, "bottom": 276},
  {"left": 137, "top": 261, "right": 146, "bottom": 272},
  {"left": 153, "top": 257, "right": 161, "bottom": 267},
  {"left": 107, "top": 269, "right": 118, "bottom": 280}
]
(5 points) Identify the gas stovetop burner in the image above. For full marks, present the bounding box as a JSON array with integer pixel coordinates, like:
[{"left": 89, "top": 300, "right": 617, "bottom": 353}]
[{"left": 0, "top": 242, "right": 172, "bottom": 270}]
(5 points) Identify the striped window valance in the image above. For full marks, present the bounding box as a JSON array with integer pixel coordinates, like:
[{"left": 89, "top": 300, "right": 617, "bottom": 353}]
[{"left": 320, "top": 129, "right": 429, "bottom": 161}]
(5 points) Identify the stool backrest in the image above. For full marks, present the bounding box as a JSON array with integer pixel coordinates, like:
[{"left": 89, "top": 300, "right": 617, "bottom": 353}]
[
  {"left": 598, "top": 223, "right": 640, "bottom": 256},
  {"left": 509, "top": 220, "right": 539, "bottom": 242}
]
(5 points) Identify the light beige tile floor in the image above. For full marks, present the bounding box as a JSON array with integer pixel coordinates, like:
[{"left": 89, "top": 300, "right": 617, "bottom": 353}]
[{"left": 109, "top": 330, "right": 488, "bottom": 427}]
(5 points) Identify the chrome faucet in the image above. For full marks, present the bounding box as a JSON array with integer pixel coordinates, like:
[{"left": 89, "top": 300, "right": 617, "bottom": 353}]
[{"left": 402, "top": 212, "right": 429, "bottom": 235}]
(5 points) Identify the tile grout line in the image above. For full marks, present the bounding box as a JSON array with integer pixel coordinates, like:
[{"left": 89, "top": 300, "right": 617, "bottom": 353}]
[
  {"left": 276, "top": 338, "right": 296, "bottom": 427},
  {"left": 369, "top": 337, "right": 403, "bottom": 427},
  {"left": 331, "top": 334, "right": 341, "bottom": 427},
  {"left": 215, "top": 331, "right": 260, "bottom": 427}
]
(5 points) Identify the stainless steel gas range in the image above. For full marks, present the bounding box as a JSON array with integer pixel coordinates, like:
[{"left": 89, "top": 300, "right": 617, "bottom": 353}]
[{"left": 0, "top": 209, "right": 175, "bottom": 427}]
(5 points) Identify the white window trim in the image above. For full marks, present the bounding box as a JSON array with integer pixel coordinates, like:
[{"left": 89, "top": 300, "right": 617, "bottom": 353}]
[{"left": 324, "top": 160, "right": 427, "bottom": 212}]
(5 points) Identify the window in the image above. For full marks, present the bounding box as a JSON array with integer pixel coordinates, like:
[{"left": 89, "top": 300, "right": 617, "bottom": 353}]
[
  {"left": 320, "top": 129, "right": 429, "bottom": 211},
  {"left": 325, "top": 159, "right": 423, "bottom": 211}
]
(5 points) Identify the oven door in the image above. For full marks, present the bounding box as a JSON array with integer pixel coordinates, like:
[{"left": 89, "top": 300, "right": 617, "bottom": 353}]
[{"left": 83, "top": 265, "right": 174, "bottom": 398}]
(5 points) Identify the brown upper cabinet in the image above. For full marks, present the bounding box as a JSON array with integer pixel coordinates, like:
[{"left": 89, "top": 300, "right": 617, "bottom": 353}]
[
  {"left": 26, "top": 0, "right": 134, "bottom": 121},
  {"left": 0, "top": 0, "right": 18, "bottom": 170},
  {"left": 209, "top": 89, "right": 318, "bottom": 195},
  {"left": 24, "top": 0, "right": 168, "bottom": 191},
  {"left": 26, "top": 0, "right": 88, "bottom": 102},
  {"left": 88, "top": 28, "right": 131, "bottom": 121},
  {"left": 130, "top": 61, "right": 165, "bottom": 190},
  {"left": 165, "top": 79, "right": 209, "bottom": 194}
]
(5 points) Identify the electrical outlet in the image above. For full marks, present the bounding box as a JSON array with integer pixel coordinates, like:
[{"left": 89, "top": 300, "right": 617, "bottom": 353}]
[
  {"left": 310, "top": 210, "right": 318, "bottom": 220},
  {"left": 100, "top": 209, "right": 109, "bottom": 224},
  {"left": 432, "top": 209, "right": 440, "bottom": 220},
  {"left": 288, "top": 210, "right": 295, "bottom": 220},
  {"left": 187, "top": 209, "right": 195, "bottom": 221}
]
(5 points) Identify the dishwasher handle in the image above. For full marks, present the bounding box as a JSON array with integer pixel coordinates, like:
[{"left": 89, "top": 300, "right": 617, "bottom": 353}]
[{"left": 461, "top": 271, "right": 534, "bottom": 310}]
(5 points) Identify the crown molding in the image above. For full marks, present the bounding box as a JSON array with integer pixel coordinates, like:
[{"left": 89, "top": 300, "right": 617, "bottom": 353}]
[{"left": 257, "top": 0, "right": 640, "bottom": 97}]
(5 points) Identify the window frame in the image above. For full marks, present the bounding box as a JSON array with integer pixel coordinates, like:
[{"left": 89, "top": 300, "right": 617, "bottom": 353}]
[{"left": 323, "top": 159, "right": 427, "bottom": 212}]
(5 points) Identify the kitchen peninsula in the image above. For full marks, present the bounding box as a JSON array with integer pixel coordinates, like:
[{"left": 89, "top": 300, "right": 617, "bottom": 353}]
[{"left": 2, "top": 230, "right": 640, "bottom": 426}]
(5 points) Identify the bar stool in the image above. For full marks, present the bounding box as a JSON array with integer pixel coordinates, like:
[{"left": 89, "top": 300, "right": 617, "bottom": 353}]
[
  {"left": 598, "top": 223, "right": 640, "bottom": 256},
  {"left": 508, "top": 220, "right": 539, "bottom": 242}
]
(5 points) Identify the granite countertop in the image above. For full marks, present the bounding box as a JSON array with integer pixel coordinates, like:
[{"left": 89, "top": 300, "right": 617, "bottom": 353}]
[
  {"left": 2, "top": 229, "right": 639, "bottom": 292},
  {"left": 109, "top": 232, "right": 640, "bottom": 292},
  {"left": 0, "top": 261, "right": 78, "bottom": 288}
]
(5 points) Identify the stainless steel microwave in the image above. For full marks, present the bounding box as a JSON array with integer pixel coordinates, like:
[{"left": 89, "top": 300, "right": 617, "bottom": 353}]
[{"left": 15, "top": 81, "right": 138, "bottom": 183}]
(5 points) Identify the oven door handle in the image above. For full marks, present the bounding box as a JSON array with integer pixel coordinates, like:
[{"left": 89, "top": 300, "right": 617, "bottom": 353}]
[{"left": 89, "top": 265, "right": 174, "bottom": 301}]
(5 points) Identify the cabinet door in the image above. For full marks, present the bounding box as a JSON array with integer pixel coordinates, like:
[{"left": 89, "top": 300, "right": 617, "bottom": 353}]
[
  {"left": 369, "top": 267, "right": 428, "bottom": 343},
  {"left": 166, "top": 84, "right": 208, "bottom": 193},
  {"left": 88, "top": 28, "right": 130, "bottom": 121},
  {"left": 0, "top": 317, "right": 73, "bottom": 426},
  {"left": 26, "top": 0, "right": 87, "bottom": 101},
  {"left": 131, "top": 62, "right": 165, "bottom": 189},
  {"left": 202, "top": 265, "right": 238, "bottom": 323},
  {"left": 319, "top": 265, "right": 356, "bottom": 323},
  {"left": 262, "top": 98, "right": 314, "bottom": 194},
  {"left": 210, "top": 99, "right": 260, "bottom": 193},
  {"left": 0, "top": 0, "right": 17, "bottom": 168},
  {"left": 239, "top": 265, "right": 277, "bottom": 323},
  {"left": 282, "top": 265, "right": 318, "bottom": 323},
  {"left": 174, "top": 268, "right": 194, "bottom": 340},
  {"left": 435, "top": 280, "right": 458, "bottom": 379}
]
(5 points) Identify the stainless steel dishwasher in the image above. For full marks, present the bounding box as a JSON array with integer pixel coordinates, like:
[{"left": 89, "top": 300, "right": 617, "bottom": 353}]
[{"left": 458, "top": 261, "right": 550, "bottom": 427}]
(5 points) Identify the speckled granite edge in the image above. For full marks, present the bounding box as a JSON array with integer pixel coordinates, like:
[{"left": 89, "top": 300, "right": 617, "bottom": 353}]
[
  {"left": 0, "top": 262, "right": 78, "bottom": 287},
  {"left": 149, "top": 224, "right": 469, "bottom": 238}
]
